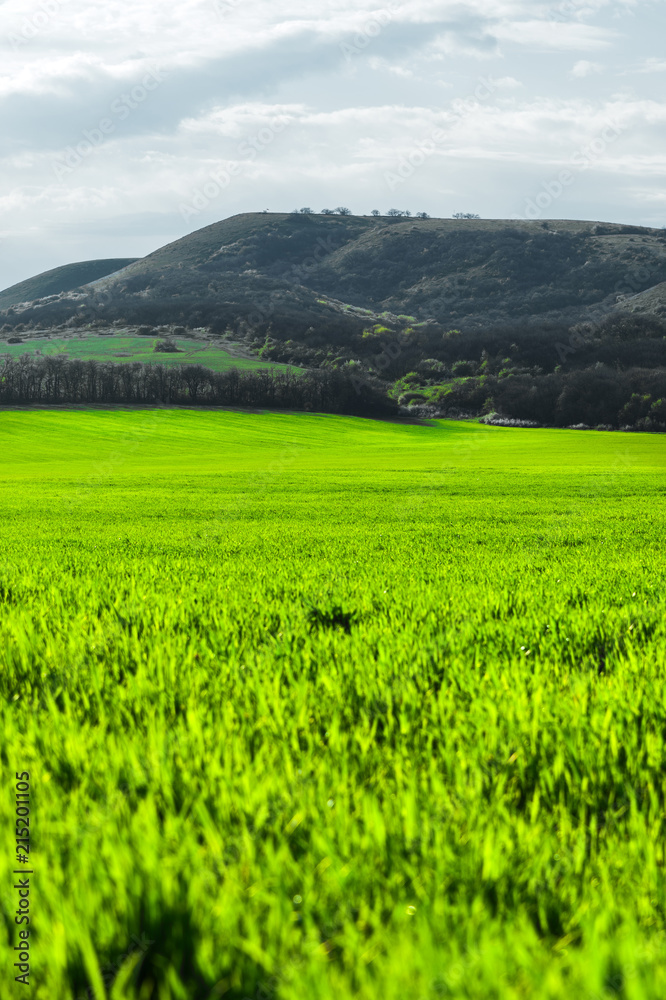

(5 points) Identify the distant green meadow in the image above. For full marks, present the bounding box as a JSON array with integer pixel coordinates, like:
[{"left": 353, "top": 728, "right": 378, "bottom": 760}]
[
  {"left": 0, "top": 333, "right": 300, "bottom": 374},
  {"left": 1, "top": 411, "right": 665, "bottom": 999}
]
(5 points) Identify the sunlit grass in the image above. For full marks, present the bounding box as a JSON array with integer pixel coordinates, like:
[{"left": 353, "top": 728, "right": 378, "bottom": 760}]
[
  {"left": 0, "top": 413, "right": 665, "bottom": 999},
  {"left": 0, "top": 334, "right": 301, "bottom": 374}
]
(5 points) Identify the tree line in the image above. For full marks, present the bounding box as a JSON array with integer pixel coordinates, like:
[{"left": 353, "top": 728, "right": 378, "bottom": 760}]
[
  {"left": 1, "top": 349, "right": 665, "bottom": 430},
  {"left": 0, "top": 355, "right": 395, "bottom": 415},
  {"left": 426, "top": 364, "right": 666, "bottom": 430}
]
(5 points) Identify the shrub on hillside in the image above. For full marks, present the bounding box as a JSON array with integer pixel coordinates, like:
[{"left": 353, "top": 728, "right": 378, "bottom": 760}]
[{"left": 154, "top": 338, "right": 182, "bottom": 353}]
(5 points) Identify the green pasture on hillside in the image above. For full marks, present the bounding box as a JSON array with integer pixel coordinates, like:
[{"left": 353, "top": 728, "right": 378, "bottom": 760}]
[
  {"left": 0, "top": 334, "right": 300, "bottom": 374},
  {"left": 0, "top": 411, "right": 665, "bottom": 999}
]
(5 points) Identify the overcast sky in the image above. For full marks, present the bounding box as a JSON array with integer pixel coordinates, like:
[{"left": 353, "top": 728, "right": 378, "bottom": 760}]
[{"left": 0, "top": 0, "right": 664, "bottom": 289}]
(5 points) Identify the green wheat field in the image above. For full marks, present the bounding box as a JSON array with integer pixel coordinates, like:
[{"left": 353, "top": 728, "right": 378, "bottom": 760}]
[
  {"left": 1, "top": 334, "right": 300, "bottom": 374},
  {"left": 1, "top": 409, "right": 665, "bottom": 999}
]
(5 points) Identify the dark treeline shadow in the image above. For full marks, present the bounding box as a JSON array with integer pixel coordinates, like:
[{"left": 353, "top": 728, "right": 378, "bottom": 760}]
[
  {"left": 0, "top": 356, "right": 396, "bottom": 417},
  {"left": 433, "top": 365, "right": 666, "bottom": 430}
]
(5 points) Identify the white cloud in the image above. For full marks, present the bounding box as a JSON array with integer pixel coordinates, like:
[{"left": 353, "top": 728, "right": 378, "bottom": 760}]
[
  {"left": 571, "top": 59, "right": 603, "bottom": 77},
  {"left": 492, "top": 19, "right": 615, "bottom": 50},
  {"left": 0, "top": 0, "right": 664, "bottom": 287},
  {"left": 367, "top": 57, "right": 415, "bottom": 78},
  {"left": 492, "top": 76, "right": 523, "bottom": 89},
  {"left": 178, "top": 103, "right": 308, "bottom": 138},
  {"left": 625, "top": 57, "right": 666, "bottom": 74}
]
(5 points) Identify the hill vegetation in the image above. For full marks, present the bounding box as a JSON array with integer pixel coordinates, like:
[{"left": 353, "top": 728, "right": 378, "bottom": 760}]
[
  {"left": 0, "top": 355, "right": 391, "bottom": 414},
  {"left": 2, "top": 213, "right": 666, "bottom": 427},
  {"left": 0, "top": 258, "right": 138, "bottom": 310}
]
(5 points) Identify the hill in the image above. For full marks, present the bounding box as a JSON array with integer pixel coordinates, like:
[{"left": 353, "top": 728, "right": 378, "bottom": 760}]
[
  {"left": 84, "top": 213, "right": 666, "bottom": 328},
  {"left": 0, "top": 258, "right": 139, "bottom": 310},
  {"left": 3, "top": 213, "right": 666, "bottom": 428},
  {"left": 5, "top": 214, "right": 666, "bottom": 330},
  {"left": 619, "top": 279, "right": 666, "bottom": 317}
]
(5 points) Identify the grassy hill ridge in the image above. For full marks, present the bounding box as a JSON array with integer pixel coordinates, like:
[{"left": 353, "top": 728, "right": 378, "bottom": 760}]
[
  {"left": 0, "top": 258, "right": 140, "bottom": 310},
  {"left": 8, "top": 214, "right": 666, "bottom": 330},
  {"left": 3, "top": 214, "right": 666, "bottom": 428}
]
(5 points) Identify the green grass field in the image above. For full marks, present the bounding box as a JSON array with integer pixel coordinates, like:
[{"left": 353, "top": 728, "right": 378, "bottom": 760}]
[
  {"left": 0, "top": 334, "right": 300, "bottom": 374},
  {"left": 1, "top": 411, "right": 665, "bottom": 1000}
]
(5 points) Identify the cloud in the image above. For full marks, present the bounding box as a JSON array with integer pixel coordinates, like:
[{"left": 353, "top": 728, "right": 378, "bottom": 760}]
[
  {"left": 0, "top": 0, "right": 664, "bottom": 288},
  {"left": 493, "top": 19, "right": 615, "bottom": 50},
  {"left": 492, "top": 76, "right": 523, "bottom": 88},
  {"left": 624, "top": 57, "right": 666, "bottom": 74},
  {"left": 571, "top": 59, "right": 603, "bottom": 77}
]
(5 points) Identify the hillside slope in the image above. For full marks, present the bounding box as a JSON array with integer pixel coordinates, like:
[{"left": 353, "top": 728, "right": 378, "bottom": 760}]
[
  {"left": 3, "top": 215, "right": 666, "bottom": 412},
  {"left": 0, "top": 258, "right": 139, "bottom": 310},
  {"left": 620, "top": 280, "right": 666, "bottom": 317},
  {"left": 82, "top": 214, "right": 666, "bottom": 327}
]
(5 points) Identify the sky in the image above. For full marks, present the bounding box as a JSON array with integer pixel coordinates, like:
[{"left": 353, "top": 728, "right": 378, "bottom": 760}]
[{"left": 0, "top": 0, "right": 664, "bottom": 289}]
